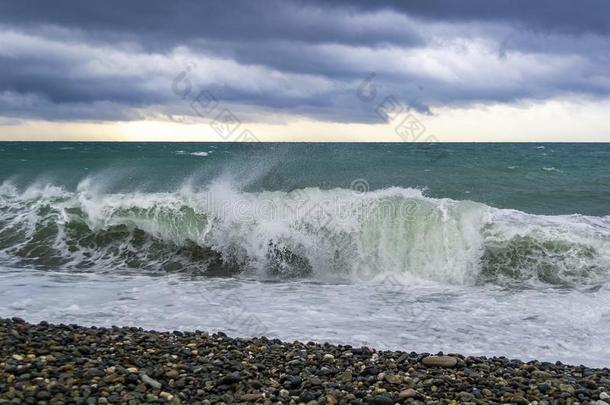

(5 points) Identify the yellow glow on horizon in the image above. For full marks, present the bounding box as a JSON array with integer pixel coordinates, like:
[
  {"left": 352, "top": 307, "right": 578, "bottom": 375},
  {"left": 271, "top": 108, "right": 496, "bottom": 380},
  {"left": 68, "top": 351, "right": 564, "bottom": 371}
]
[{"left": 1, "top": 98, "right": 610, "bottom": 142}]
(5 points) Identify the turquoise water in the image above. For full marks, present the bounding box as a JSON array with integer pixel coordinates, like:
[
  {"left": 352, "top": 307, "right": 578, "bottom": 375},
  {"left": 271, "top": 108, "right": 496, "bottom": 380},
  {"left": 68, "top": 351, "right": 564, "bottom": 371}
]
[
  {"left": 2, "top": 142, "right": 609, "bottom": 215},
  {"left": 1, "top": 142, "right": 610, "bottom": 283},
  {"left": 1, "top": 142, "right": 610, "bottom": 366}
]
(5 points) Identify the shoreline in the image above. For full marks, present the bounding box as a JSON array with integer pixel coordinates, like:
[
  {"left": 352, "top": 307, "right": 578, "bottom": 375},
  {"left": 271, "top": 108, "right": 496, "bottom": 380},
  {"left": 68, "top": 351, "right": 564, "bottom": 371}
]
[{"left": 1, "top": 318, "right": 608, "bottom": 404}]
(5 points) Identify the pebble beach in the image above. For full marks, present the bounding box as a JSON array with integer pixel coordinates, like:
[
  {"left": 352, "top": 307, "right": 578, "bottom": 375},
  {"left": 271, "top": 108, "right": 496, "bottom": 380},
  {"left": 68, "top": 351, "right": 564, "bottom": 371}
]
[
  {"left": 3, "top": 0, "right": 610, "bottom": 400},
  {"left": 1, "top": 318, "right": 609, "bottom": 404}
]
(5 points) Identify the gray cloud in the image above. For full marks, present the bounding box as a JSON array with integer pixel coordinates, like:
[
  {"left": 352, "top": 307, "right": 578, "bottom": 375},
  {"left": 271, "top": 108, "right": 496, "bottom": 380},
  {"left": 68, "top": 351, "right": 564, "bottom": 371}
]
[
  {"left": 0, "top": 0, "right": 608, "bottom": 124},
  {"left": 0, "top": 0, "right": 424, "bottom": 48},
  {"left": 320, "top": 0, "right": 610, "bottom": 35}
]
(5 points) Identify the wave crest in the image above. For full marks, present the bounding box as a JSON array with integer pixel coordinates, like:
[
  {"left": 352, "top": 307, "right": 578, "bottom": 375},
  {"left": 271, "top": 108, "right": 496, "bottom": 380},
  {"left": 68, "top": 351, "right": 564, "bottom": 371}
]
[{"left": 1, "top": 179, "right": 609, "bottom": 287}]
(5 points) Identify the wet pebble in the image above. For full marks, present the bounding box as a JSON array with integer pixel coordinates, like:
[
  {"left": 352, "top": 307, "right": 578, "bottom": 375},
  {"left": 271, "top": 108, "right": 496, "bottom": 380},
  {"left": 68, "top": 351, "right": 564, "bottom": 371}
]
[{"left": 0, "top": 318, "right": 608, "bottom": 404}]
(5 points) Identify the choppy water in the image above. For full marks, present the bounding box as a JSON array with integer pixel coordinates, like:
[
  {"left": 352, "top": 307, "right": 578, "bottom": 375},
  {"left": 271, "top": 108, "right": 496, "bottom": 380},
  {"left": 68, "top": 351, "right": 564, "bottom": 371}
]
[{"left": 1, "top": 142, "right": 609, "bottom": 366}]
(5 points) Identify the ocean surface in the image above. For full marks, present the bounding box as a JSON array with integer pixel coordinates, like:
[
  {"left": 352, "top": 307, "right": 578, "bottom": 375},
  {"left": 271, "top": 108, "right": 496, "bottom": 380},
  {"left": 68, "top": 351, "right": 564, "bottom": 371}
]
[{"left": 1, "top": 142, "right": 609, "bottom": 366}]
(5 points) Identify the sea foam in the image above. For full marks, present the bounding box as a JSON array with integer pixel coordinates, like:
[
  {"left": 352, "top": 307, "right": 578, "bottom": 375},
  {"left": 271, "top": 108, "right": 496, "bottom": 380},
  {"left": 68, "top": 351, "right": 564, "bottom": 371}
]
[{"left": 1, "top": 178, "right": 609, "bottom": 287}]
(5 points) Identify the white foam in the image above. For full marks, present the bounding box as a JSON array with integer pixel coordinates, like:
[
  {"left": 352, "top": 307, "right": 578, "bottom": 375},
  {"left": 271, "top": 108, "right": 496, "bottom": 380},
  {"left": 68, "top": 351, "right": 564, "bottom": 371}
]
[
  {"left": 2, "top": 178, "right": 610, "bottom": 286},
  {"left": 1, "top": 268, "right": 609, "bottom": 367}
]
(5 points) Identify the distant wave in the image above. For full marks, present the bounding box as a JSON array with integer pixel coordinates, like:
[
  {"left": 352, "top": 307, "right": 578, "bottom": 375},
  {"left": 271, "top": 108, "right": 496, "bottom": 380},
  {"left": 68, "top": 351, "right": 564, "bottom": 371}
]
[
  {"left": 175, "top": 150, "right": 211, "bottom": 157},
  {"left": 1, "top": 179, "right": 609, "bottom": 287}
]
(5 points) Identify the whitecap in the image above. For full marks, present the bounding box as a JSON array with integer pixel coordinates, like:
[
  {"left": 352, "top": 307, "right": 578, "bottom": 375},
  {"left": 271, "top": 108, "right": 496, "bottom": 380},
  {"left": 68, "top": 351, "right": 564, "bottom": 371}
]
[{"left": 1, "top": 179, "right": 608, "bottom": 288}]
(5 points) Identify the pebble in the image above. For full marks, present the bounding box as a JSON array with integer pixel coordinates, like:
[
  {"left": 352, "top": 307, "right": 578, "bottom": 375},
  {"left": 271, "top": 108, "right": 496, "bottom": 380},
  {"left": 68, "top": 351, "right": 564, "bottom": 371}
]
[
  {"left": 399, "top": 388, "right": 419, "bottom": 398},
  {"left": 421, "top": 355, "right": 458, "bottom": 368},
  {"left": 373, "top": 395, "right": 394, "bottom": 405},
  {"left": 325, "top": 394, "right": 338, "bottom": 404},
  {"left": 337, "top": 370, "right": 352, "bottom": 382},
  {"left": 85, "top": 368, "right": 105, "bottom": 377},
  {"left": 140, "top": 373, "right": 162, "bottom": 389},
  {"left": 240, "top": 393, "right": 262, "bottom": 401},
  {"left": 384, "top": 373, "right": 402, "bottom": 384},
  {"left": 309, "top": 376, "right": 322, "bottom": 386},
  {"left": 323, "top": 353, "right": 335, "bottom": 361},
  {"left": 1, "top": 317, "right": 608, "bottom": 404},
  {"left": 511, "top": 394, "right": 529, "bottom": 404}
]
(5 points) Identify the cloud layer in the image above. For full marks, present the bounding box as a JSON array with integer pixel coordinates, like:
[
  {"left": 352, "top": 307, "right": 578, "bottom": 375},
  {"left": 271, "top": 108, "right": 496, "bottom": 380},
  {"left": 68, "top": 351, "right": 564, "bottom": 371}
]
[{"left": 0, "top": 0, "right": 609, "bottom": 125}]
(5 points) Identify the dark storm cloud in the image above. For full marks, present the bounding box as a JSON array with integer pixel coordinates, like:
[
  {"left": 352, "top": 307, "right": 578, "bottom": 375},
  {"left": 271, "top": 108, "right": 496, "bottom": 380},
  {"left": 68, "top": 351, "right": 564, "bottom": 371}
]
[
  {"left": 0, "top": 0, "right": 608, "bottom": 123},
  {"left": 0, "top": 0, "right": 424, "bottom": 48},
  {"left": 321, "top": 0, "right": 610, "bottom": 35}
]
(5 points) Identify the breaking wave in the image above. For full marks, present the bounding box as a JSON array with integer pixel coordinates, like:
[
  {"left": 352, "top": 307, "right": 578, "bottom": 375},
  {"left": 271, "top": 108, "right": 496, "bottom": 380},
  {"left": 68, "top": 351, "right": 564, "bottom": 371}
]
[{"left": 1, "top": 178, "right": 609, "bottom": 287}]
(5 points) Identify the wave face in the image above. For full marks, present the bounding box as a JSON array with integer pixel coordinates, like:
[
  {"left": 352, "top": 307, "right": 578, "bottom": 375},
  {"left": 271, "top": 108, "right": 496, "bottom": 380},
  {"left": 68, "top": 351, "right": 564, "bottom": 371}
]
[{"left": 1, "top": 179, "right": 609, "bottom": 287}]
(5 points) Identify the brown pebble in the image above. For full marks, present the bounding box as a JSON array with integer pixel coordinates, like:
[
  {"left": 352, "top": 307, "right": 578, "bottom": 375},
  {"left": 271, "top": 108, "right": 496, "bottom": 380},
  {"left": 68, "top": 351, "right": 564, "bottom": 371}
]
[
  {"left": 421, "top": 355, "right": 458, "bottom": 368},
  {"left": 15, "top": 323, "right": 29, "bottom": 334},
  {"left": 399, "top": 388, "right": 419, "bottom": 399}
]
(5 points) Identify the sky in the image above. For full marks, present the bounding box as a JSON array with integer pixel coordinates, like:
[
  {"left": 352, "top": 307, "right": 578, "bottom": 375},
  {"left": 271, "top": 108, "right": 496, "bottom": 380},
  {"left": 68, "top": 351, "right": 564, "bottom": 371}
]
[{"left": 1, "top": 0, "right": 610, "bottom": 142}]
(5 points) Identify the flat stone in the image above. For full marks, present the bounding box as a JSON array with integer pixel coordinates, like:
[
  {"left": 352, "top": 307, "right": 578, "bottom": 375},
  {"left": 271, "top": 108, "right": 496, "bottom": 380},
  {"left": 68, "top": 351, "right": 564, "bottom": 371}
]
[
  {"left": 373, "top": 395, "right": 394, "bottom": 405},
  {"left": 384, "top": 374, "right": 402, "bottom": 384},
  {"left": 421, "top": 355, "right": 457, "bottom": 368},
  {"left": 458, "top": 392, "right": 475, "bottom": 401},
  {"left": 399, "top": 388, "right": 419, "bottom": 399},
  {"left": 532, "top": 370, "right": 552, "bottom": 379},
  {"left": 85, "top": 368, "right": 105, "bottom": 378},
  {"left": 325, "top": 394, "right": 338, "bottom": 405},
  {"left": 103, "top": 373, "right": 124, "bottom": 384},
  {"left": 140, "top": 373, "right": 162, "bottom": 389},
  {"left": 338, "top": 371, "right": 352, "bottom": 383}
]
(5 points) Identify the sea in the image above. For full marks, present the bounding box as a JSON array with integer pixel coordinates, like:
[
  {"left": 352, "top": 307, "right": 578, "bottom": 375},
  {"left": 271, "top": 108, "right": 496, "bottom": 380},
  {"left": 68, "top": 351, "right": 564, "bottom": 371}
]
[{"left": 1, "top": 142, "right": 609, "bottom": 366}]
